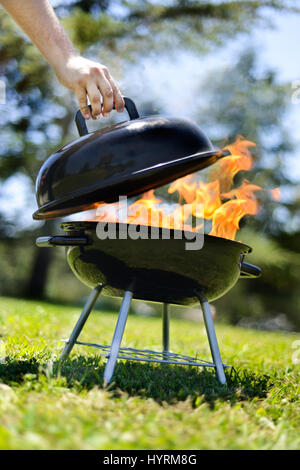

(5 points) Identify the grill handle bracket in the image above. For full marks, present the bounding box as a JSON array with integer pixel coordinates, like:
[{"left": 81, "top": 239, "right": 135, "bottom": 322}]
[
  {"left": 75, "top": 96, "right": 140, "bottom": 136},
  {"left": 240, "top": 261, "right": 262, "bottom": 279},
  {"left": 36, "top": 236, "right": 89, "bottom": 248}
]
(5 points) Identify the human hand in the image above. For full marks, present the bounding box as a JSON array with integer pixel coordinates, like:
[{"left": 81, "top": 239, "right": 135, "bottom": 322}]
[{"left": 55, "top": 55, "right": 125, "bottom": 120}]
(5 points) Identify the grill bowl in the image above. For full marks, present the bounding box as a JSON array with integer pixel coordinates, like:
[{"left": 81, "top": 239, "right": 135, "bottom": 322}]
[{"left": 60, "top": 221, "right": 251, "bottom": 305}]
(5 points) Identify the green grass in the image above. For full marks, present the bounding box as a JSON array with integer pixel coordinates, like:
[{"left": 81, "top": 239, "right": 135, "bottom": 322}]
[{"left": 0, "top": 295, "right": 299, "bottom": 450}]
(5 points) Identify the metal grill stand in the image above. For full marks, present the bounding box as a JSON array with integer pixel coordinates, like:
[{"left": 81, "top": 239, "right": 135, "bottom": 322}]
[{"left": 60, "top": 285, "right": 228, "bottom": 385}]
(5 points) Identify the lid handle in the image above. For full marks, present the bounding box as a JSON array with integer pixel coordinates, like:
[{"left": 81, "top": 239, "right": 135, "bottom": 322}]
[{"left": 75, "top": 96, "right": 140, "bottom": 137}]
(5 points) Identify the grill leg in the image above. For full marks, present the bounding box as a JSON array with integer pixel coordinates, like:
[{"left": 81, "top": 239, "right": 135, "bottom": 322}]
[
  {"left": 103, "top": 290, "right": 133, "bottom": 386},
  {"left": 60, "top": 285, "right": 103, "bottom": 361},
  {"left": 162, "top": 303, "right": 170, "bottom": 358},
  {"left": 198, "top": 294, "right": 227, "bottom": 385}
]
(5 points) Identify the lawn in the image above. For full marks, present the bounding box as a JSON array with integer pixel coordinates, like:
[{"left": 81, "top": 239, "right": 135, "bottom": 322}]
[{"left": 0, "top": 295, "right": 299, "bottom": 450}]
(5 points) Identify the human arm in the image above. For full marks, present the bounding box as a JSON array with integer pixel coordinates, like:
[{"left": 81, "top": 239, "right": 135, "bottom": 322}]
[{"left": 0, "top": 0, "right": 124, "bottom": 119}]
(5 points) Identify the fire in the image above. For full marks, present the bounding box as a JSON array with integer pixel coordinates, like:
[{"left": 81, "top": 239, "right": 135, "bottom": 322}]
[
  {"left": 89, "top": 136, "right": 280, "bottom": 241},
  {"left": 169, "top": 177, "right": 222, "bottom": 219},
  {"left": 210, "top": 180, "right": 261, "bottom": 240},
  {"left": 126, "top": 190, "right": 194, "bottom": 231},
  {"left": 270, "top": 187, "right": 281, "bottom": 201}
]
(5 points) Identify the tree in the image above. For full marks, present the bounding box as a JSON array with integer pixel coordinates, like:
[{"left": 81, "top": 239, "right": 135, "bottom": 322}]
[
  {"left": 193, "top": 48, "right": 300, "bottom": 329},
  {"left": 194, "top": 49, "right": 297, "bottom": 235}
]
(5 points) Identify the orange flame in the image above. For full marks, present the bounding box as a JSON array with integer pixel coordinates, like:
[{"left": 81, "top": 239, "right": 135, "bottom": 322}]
[
  {"left": 210, "top": 180, "right": 261, "bottom": 239},
  {"left": 270, "top": 187, "right": 281, "bottom": 201},
  {"left": 88, "top": 136, "right": 278, "bottom": 241}
]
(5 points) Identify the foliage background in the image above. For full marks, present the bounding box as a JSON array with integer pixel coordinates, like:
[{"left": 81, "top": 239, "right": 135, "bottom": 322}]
[{"left": 0, "top": 0, "right": 299, "bottom": 329}]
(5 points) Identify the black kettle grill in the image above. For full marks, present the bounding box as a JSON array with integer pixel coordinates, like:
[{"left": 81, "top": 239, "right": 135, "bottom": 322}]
[{"left": 34, "top": 98, "right": 261, "bottom": 386}]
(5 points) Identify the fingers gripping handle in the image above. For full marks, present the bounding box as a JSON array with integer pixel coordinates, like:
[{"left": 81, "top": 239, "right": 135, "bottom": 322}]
[{"left": 75, "top": 97, "right": 140, "bottom": 136}]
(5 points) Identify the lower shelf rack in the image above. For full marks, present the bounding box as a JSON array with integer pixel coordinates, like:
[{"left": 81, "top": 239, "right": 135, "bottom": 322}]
[{"left": 62, "top": 339, "right": 229, "bottom": 368}]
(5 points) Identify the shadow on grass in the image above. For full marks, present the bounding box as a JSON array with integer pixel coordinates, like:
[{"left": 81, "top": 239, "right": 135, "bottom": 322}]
[{"left": 0, "top": 355, "right": 272, "bottom": 407}]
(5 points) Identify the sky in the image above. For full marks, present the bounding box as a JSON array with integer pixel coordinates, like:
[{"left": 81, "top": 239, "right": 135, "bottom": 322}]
[
  {"left": 1, "top": 5, "right": 300, "bottom": 231},
  {"left": 122, "top": 9, "right": 300, "bottom": 187},
  {"left": 123, "top": 10, "right": 300, "bottom": 139}
]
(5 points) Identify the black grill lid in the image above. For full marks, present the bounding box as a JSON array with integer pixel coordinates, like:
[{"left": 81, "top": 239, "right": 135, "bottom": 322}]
[{"left": 33, "top": 97, "right": 230, "bottom": 220}]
